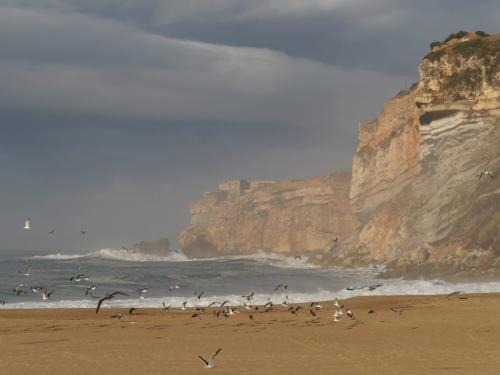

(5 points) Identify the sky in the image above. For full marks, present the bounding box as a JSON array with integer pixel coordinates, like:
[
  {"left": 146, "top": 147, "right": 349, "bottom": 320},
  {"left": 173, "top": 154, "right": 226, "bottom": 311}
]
[{"left": 1, "top": 0, "right": 498, "bottom": 253}]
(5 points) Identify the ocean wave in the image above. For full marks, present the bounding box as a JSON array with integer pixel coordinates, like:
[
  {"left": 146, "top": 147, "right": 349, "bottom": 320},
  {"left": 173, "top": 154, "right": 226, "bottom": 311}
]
[
  {"left": 29, "top": 248, "right": 323, "bottom": 269},
  {"left": 4, "top": 279, "right": 500, "bottom": 309},
  {"left": 31, "top": 248, "right": 189, "bottom": 262}
]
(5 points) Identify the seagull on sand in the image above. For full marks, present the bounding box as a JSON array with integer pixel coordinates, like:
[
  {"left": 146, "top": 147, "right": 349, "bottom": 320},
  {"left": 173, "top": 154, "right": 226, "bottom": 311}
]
[
  {"left": 96, "top": 291, "right": 129, "bottom": 314},
  {"left": 333, "top": 310, "right": 341, "bottom": 322},
  {"left": 136, "top": 288, "right": 149, "bottom": 299},
  {"left": 198, "top": 348, "right": 222, "bottom": 369},
  {"left": 42, "top": 290, "right": 54, "bottom": 300},
  {"left": 479, "top": 170, "right": 495, "bottom": 179},
  {"left": 346, "top": 309, "right": 354, "bottom": 318},
  {"left": 24, "top": 218, "right": 31, "bottom": 230}
]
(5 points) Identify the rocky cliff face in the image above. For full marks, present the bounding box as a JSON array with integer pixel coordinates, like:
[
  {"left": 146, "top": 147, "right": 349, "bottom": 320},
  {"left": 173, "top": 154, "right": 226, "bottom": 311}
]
[
  {"left": 179, "top": 173, "right": 356, "bottom": 257},
  {"left": 180, "top": 32, "right": 499, "bottom": 276},
  {"left": 330, "top": 32, "right": 500, "bottom": 277}
]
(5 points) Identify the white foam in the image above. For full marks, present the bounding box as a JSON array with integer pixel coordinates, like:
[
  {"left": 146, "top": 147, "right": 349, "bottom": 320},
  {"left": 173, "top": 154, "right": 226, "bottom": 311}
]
[
  {"left": 30, "top": 248, "right": 319, "bottom": 269},
  {"left": 31, "top": 248, "right": 189, "bottom": 262},
  {"left": 4, "top": 278, "right": 500, "bottom": 309}
]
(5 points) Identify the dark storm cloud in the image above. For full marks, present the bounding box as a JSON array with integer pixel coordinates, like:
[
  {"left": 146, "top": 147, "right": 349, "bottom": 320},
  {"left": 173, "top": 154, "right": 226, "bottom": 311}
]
[{"left": 0, "top": 0, "right": 496, "bottom": 252}]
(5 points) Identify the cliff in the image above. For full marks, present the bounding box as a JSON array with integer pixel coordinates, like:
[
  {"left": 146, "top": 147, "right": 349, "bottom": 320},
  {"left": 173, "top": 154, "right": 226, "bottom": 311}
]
[
  {"left": 179, "top": 31, "right": 500, "bottom": 276},
  {"left": 179, "top": 172, "right": 356, "bottom": 257},
  {"left": 133, "top": 238, "right": 171, "bottom": 256},
  {"left": 329, "top": 31, "right": 500, "bottom": 277}
]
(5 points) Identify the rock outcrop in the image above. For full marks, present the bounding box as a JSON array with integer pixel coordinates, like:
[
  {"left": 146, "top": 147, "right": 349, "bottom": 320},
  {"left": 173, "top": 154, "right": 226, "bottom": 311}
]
[
  {"left": 180, "top": 31, "right": 499, "bottom": 276},
  {"left": 328, "top": 31, "right": 500, "bottom": 276},
  {"left": 179, "top": 173, "right": 356, "bottom": 257}
]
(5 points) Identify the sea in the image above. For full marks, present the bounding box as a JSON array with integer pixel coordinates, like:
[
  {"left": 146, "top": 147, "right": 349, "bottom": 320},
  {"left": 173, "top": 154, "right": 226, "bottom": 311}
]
[{"left": 2, "top": 248, "right": 500, "bottom": 310}]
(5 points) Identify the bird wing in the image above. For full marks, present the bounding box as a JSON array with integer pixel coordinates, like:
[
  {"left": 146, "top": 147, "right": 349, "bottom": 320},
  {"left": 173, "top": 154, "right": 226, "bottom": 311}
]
[
  {"left": 197, "top": 291, "right": 205, "bottom": 299},
  {"left": 110, "top": 291, "right": 129, "bottom": 297},
  {"left": 96, "top": 297, "right": 108, "bottom": 314},
  {"left": 210, "top": 348, "right": 223, "bottom": 362},
  {"left": 198, "top": 356, "right": 209, "bottom": 366}
]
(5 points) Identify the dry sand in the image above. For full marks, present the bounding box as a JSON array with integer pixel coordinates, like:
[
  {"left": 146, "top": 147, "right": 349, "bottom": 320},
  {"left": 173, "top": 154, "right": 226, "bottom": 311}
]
[{"left": 1, "top": 294, "right": 500, "bottom": 374}]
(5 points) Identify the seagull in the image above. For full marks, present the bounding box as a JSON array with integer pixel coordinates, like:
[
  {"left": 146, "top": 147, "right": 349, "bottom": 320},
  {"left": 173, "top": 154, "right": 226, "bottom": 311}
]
[
  {"left": 310, "top": 302, "right": 323, "bottom": 310},
  {"left": 196, "top": 291, "right": 206, "bottom": 301},
  {"left": 479, "top": 170, "right": 495, "bottom": 179},
  {"left": 13, "top": 283, "right": 26, "bottom": 295},
  {"left": 24, "top": 218, "right": 31, "bottom": 230},
  {"left": 31, "top": 286, "right": 44, "bottom": 294},
  {"left": 19, "top": 264, "right": 32, "bottom": 276},
  {"left": 128, "top": 308, "right": 137, "bottom": 315},
  {"left": 281, "top": 296, "right": 289, "bottom": 307},
  {"left": 249, "top": 314, "right": 255, "bottom": 321},
  {"left": 49, "top": 229, "right": 55, "bottom": 236},
  {"left": 198, "top": 348, "right": 222, "bottom": 369},
  {"left": 169, "top": 285, "right": 180, "bottom": 292},
  {"left": 192, "top": 312, "right": 201, "bottom": 319},
  {"left": 346, "top": 309, "right": 354, "bottom": 318},
  {"left": 242, "top": 292, "right": 254, "bottom": 302},
  {"left": 96, "top": 291, "right": 129, "bottom": 314},
  {"left": 364, "top": 284, "right": 383, "bottom": 291},
  {"left": 307, "top": 309, "right": 318, "bottom": 321},
  {"left": 0, "top": 300, "right": 6, "bottom": 305},
  {"left": 42, "top": 290, "right": 54, "bottom": 300},
  {"left": 85, "top": 285, "right": 96, "bottom": 296},
  {"left": 294, "top": 255, "right": 302, "bottom": 261},
  {"left": 162, "top": 302, "right": 171, "bottom": 311},
  {"left": 333, "top": 310, "right": 341, "bottom": 322},
  {"left": 136, "top": 288, "right": 149, "bottom": 299},
  {"left": 334, "top": 298, "right": 341, "bottom": 308},
  {"left": 220, "top": 300, "right": 231, "bottom": 307},
  {"left": 181, "top": 301, "right": 188, "bottom": 310},
  {"left": 111, "top": 313, "right": 123, "bottom": 319},
  {"left": 274, "top": 283, "right": 288, "bottom": 291},
  {"left": 80, "top": 230, "right": 87, "bottom": 235},
  {"left": 70, "top": 274, "right": 89, "bottom": 282}
]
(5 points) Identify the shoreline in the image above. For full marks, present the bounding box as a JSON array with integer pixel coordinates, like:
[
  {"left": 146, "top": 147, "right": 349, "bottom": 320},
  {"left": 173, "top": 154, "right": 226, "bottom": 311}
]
[{"left": 1, "top": 294, "right": 500, "bottom": 374}]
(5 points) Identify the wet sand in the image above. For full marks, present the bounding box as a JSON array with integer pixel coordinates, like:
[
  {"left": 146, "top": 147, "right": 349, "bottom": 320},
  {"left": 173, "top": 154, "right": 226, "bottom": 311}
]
[{"left": 1, "top": 294, "right": 500, "bottom": 374}]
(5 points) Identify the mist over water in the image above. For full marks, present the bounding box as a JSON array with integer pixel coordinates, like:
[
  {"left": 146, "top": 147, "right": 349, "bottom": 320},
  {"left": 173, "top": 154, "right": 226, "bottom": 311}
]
[{"left": 2, "top": 249, "right": 500, "bottom": 309}]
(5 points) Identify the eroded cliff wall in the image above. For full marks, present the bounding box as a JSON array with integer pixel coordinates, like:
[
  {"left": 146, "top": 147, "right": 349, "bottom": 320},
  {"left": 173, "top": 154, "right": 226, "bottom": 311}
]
[
  {"left": 180, "top": 32, "right": 499, "bottom": 275},
  {"left": 179, "top": 172, "right": 356, "bottom": 257},
  {"left": 329, "top": 32, "right": 500, "bottom": 276}
]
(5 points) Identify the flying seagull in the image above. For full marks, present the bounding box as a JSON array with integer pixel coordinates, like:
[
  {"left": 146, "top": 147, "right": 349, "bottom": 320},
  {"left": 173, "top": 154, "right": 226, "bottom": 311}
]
[
  {"left": 85, "top": 285, "right": 96, "bottom": 296},
  {"left": 136, "top": 288, "right": 149, "bottom": 299},
  {"left": 13, "top": 283, "right": 26, "bottom": 295},
  {"left": 19, "top": 264, "right": 32, "bottom": 276},
  {"left": 96, "top": 291, "right": 129, "bottom": 314},
  {"left": 274, "top": 283, "right": 288, "bottom": 291},
  {"left": 49, "top": 229, "right": 55, "bottom": 236},
  {"left": 479, "top": 170, "right": 495, "bottom": 179},
  {"left": 294, "top": 255, "right": 302, "bottom": 261},
  {"left": 70, "top": 274, "right": 89, "bottom": 282},
  {"left": 24, "top": 218, "right": 31, "bottom": 230},
  {"left": 162, "top": 302, "right": 171, "bottom": 311},
  {"left": 198, "top": 348, "right": 222, "bottom": 369},
  {"left": 196, "top": 291, "right": 206, "bottom": 301},
  {"left": 80, "top": 230, "right": 87, "bottom": 235},
  {"left": 42, "top": 290, "right": 54, "bottom": 300}
]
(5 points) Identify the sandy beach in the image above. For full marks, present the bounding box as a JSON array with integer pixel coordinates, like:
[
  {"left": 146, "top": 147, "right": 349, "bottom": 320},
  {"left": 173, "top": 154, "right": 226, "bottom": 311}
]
[{"left": 0, "top": 294, "right": 499, "bottom": 375}]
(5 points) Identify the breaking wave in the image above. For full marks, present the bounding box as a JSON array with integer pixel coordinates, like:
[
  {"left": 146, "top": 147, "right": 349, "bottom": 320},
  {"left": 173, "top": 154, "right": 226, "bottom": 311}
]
[
  {"left": 4, "top": 279, "right": 500, "bottom": 309},
  {"left": 31, "top": 249, "right": 324, "bottom": 269}
]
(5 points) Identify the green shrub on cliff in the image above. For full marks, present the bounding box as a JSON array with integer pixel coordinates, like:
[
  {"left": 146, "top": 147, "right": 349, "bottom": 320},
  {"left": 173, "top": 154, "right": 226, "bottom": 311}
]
[
  {"left": 424, "top": 49, "right": 445, "bottom": 62},
  {"left": 444, "top": 30, "right": 468, "bottom": 43}
]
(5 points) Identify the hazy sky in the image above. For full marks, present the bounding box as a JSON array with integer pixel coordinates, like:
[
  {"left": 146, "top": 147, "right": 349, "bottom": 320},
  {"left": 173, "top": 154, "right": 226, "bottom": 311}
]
[{"left": 1, "top": 0, "right": 498, "bottom": 253}]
